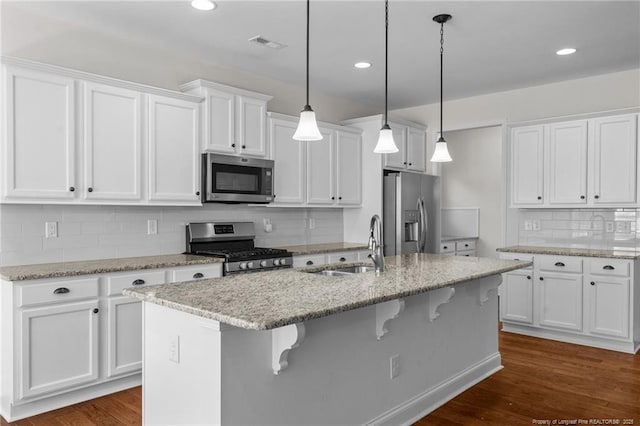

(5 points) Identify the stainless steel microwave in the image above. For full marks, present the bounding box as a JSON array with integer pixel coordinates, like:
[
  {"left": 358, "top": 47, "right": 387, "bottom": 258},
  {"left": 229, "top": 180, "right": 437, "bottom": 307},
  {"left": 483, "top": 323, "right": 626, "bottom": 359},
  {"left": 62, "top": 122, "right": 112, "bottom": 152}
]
[{"left": 202, "top": 153, "right": 274, "bottom": 203}]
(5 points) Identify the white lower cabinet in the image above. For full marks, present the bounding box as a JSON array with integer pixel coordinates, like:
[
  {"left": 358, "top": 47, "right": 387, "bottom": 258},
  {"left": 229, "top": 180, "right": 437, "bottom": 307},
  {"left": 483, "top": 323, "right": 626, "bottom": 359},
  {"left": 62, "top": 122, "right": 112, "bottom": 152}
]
[
  {"left": 500, "top": 253, "right": 637, "bottom": 353},
  {"left": 292, "top": 250, "right": 370, "bottom": 268},
  {"left": 0, "top": 262, "right": 223, "bottom": 421}
]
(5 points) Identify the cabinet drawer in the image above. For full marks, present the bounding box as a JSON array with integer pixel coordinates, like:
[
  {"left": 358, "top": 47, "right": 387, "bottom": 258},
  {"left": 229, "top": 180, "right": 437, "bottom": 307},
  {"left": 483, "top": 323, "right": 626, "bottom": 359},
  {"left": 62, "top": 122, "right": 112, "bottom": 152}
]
[
  {"left": 500, "top": 253, "right": 533, "bottom": 262},
  {"left": 455, "top": 240, "right": 476, "bottom": 251},
  {"left": 587, "top": 258, "right": 631, "bottom": 277},
  {"left": 327, "top": 251, "right": 358, "bottom": 264},
  {"left": 106, "top": 270, "right": 166, "bottom": 296},
  {"left": 456, "top": 250, "right": 476, "bottom": 257},
  {"left": 293, "top": 254, "right": 327, "bottom": 268},
  {"left": 536, "top": 256, "right": 582, "bottom": 273},
  {"left": 356, "top": 250, "right": 372, "bottom": 261},
  {"left": 18, "top": 278, "right": 99, "bottom": 307},
  {"left": 440, "top": 242, "right": 455, "bottom": 254},
  {"left": 169, "top": 264, "right": 222, "bottom": 283}
]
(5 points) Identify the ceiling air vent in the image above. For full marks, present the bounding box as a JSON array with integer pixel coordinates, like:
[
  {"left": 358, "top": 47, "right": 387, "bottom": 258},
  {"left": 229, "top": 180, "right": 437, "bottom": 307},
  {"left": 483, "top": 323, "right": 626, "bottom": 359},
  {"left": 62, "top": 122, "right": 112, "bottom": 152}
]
[{"left": 248, "top": 35, "right": 287, "bottom": 50}]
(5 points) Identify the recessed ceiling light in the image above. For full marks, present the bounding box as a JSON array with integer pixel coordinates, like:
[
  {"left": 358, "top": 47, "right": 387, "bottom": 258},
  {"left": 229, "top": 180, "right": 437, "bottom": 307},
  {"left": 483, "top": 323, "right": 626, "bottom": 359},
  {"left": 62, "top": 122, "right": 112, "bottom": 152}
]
[
  {"left": 191, "top": 0, "right": 216, "bottom": 11},
  {"left": 556, "top": 48, "right": 577, "bottom": 56},
  {"left": 354, "top": 62, "right": 372, "bottom": 69}
]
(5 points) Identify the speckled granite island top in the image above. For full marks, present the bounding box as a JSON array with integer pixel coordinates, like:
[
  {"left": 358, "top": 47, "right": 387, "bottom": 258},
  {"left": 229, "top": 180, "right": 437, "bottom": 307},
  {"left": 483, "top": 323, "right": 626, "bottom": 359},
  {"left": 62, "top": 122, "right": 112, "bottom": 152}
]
[
  {"left": 124, "top": 253, "right": 530, "bottom": 330},
  {"left": 497, "top": 245, "right": 640, "bottom": 260},
  {"left": 0, "top": 254, "right": 222, "bottom": 281},
  {"left": 275, "top": 242, "right": 368, "bottom": 255}
]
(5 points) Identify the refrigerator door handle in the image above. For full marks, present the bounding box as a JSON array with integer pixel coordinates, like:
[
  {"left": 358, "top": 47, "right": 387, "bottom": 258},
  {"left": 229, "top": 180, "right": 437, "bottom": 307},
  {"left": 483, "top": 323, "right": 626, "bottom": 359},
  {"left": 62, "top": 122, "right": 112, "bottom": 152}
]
[
  {"left": 418, "top": 197, "right": 427, "bottom": 252},
  {"left": 415, "top": 198, "right": 422, "bottom": 252}
]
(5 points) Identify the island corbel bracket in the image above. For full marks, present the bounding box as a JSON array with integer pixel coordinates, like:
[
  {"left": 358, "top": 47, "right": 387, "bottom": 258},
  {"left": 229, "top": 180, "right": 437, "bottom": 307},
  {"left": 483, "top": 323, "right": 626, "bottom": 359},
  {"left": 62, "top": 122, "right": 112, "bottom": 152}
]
[
  {"left": 426, "top": 287, "right": 455, "bottom": 321},
  {"left": 272, "top": 323, "right": 306, "bottom": 375},
  {"left": 474, "top": 276, "right": 502, "bottom": 306},
  {"left": 376, "top": 298, "right": 405, "bottom": 340}
]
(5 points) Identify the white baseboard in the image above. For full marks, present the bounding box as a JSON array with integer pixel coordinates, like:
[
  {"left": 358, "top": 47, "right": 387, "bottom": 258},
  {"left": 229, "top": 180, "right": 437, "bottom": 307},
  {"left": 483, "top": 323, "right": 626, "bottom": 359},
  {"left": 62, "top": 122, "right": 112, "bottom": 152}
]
[{"left": 365, "top": 352, "right": 503, "bottom": 426}]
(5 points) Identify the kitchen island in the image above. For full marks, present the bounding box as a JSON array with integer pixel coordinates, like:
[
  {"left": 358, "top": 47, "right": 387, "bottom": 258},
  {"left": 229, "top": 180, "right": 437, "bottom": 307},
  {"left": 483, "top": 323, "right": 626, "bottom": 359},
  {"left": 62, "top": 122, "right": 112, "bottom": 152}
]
[{"left": 125, "top": 253, "right": 529, "bottom": 425}]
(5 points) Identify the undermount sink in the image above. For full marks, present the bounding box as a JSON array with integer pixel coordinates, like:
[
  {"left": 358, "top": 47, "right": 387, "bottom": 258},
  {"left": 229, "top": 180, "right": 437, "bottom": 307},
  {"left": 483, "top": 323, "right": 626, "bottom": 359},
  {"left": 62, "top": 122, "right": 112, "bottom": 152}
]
[{"left": 310, "top": 265, "right": 376, "bottom": 277}]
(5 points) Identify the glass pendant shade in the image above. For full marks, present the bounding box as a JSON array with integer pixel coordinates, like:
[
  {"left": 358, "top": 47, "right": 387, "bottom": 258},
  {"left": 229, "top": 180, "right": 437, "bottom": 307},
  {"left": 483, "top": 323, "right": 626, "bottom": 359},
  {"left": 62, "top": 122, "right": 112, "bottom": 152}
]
[
  {"left": 374, "top": 125, "right": 398, "bottom": 153},
  {"left": 293, "top": 106, "right": 322, "bottom": 141},
  {"left": 430, "top": 139, "right": 452, "bottom": 162}
]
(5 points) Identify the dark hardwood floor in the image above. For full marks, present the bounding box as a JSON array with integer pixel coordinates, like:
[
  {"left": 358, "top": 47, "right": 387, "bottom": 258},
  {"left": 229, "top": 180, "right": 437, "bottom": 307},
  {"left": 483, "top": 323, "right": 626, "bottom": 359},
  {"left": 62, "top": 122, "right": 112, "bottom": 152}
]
[{"left": 2, "top": 329, "right": 638, "bottom": 426}]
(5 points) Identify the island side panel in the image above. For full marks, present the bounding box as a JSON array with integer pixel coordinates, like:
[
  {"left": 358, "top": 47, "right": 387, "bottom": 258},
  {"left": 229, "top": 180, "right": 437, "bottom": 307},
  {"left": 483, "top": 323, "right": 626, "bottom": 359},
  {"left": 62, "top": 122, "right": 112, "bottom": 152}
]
[{"left": 142, "top": 276, "right": 502, "bottom": 426}]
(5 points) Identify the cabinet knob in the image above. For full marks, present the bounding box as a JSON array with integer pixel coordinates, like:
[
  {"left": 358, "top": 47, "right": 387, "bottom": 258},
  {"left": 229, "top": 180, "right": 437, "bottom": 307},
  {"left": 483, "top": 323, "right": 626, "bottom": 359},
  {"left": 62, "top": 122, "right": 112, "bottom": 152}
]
[
  {"left": 539, "top": 277, "right": 544, "bottom": 281},
  {"left": 93, "top": 308, "right": 99, "bottom": 314},
  {"left": 595, "top": 195, "right": 600, "bottom": 199},
  {"left": 409, "top": 163, "right": 412, "bottom": 166},
  {"left": 242, "top": 145, "right": 246, "bottom": 149},
  {"left": 537, "top": 196, "right": 542, "bottom": 200},
  {"left": 465, "top": 244, "right": 469, "bottom": 247},
  {"left": 273, "top": 194, "right": 276, "bottom": 198},
  {"left": 53, "top": 287, "right": 70, "bottom": 294},
  {"left": 331, "top": 196, "right": 335, "bottom": 200},
  {"left": 306, "top": 260, "right": 314, "bottom": 266},
  {"left": 232, "top": 143, "right": 236, "bottom": 148},
  {"left": 196, "top": 191, "right": 200, "bottom": 196},
  {"left": 69, "top": 186, "right": 75, "bottom": 192},
  {"left": 88, "top": 187, "right": 94, "bottom": 193},
  {"left": 193, "top": 272, "right": 204, "bottom": 279},
  {"left": 602, "top": 265, "right": 615, "bottom": 270},
  {"left": 338, "top": 196, "right": 342, "bottom": 200},
  {"left": 580, "top": 195, "right": 585, "bottom": 199},
  {"left": 590, "top": 281, "right": 596, "bottom": 286},
  {"left": 526, "top": 275, "right": 531, "bottom": 280},
  {"left": 132, "top": 279, "right": 146, "bottom": 285},
  {"left": 339, "top": 257, "right": 346, "bottom": 262},
  {"left": 554, "top": 262, "right": 565, "bottom": 267},
  {"left": 403, "top": 162, "right": 407, "bottom": 165},
  {"left": 443, "top": 246, "right": 448, "bottom": 250}
]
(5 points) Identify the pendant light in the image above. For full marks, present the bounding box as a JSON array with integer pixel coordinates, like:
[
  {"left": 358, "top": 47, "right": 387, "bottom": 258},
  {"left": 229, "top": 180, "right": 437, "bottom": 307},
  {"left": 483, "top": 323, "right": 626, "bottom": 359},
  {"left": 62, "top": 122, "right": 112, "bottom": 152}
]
[
  {"left": 373, "top": 0, "right": 399, "bottom": 154},
  {"left": 293, "top": 0, "right": 322, "bottom": 141},
  {"left": 430, "top": 13, "right": 453, "bottom": 163}
]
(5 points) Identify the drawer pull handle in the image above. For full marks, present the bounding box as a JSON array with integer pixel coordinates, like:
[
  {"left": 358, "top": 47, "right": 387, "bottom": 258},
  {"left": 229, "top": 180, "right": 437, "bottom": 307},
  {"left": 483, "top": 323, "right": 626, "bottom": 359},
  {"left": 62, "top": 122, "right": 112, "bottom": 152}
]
[
  {"left": 554, "top": 262, "right": 565, "bottom": 267},
  {"left": 306, "top": 260, "right": 314, "bottom": 266},
  {"left": 590, "top": 281, "right": 596, "bottom": 286},
  {"left": 514, "top": 258, "right": 520, "bottom": 261},
  {"left": 539, "top": 277, "right": 544, "bottom": 281},
  {"left": 602, "top": 265, "right": 615, "bottom": 270},
  {"left": 443, "top": 246, "right": 448, "bottom": 250},
  {"left": 464, "top": 244, "right": 469, "bottom": 247},
  {"left": 93, "top": 308, "right": 99, "bottom": 314},
  {"left": 339, "top": 257, "right": 346, "bottom": 262},
  {"left": 53, "top": 287, "right": 70, "bottom": 294},
  {"left": 193, "top": 273, "right": 204, "bottom": 279},
  {"left": 526, "top": 275, "right": 531, "bottom": 280},
  {"left": 132, "top": 279, "right": 146, "bottom": 285}
]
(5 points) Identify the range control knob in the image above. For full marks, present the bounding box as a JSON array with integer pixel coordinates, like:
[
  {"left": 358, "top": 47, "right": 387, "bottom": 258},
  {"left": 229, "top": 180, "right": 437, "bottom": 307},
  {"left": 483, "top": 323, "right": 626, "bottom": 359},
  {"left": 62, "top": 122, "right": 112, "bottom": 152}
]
[
  {"left": 246, "top": 262, "right": 254, "bottom": 269},
  {"left": 239, "top": 262, "right": 248, "bottom": 270},
  {"left": 273, "top": 259, "right": 281, "bottom": 266},
  {"left": 260, "top": 260, "right": 268, "bottom": 267},
  {"left": 279, "top": 258, "right": 288, "bottom": 266}
]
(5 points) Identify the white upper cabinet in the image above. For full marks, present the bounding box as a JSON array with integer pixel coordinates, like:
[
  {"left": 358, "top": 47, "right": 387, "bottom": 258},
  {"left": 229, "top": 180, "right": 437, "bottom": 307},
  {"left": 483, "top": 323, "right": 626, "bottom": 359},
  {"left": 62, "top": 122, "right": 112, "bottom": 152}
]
[
  {"left": 510, "top": 113, "right": 638, "bottom": 208},
  {"left": 83, "top": 83, "right": 142, "bottom": 201},
  {"left": 336, "top": 130, "right": 362, "bottom": 205},
  {"left": 306, "top": 127, "right": 335, "bottom": 205},
  {"left": 3, "top": 66, "right": 76, "bottom": 200},
  {"left": 180, "top": 80, "right": 272, "bottom": 158},
  {"left": 547, "top": 120, "right": 588, "bottom": 205},
  {"left": 1, "top": 59, "right": 202, "bottom": 206},
  {"left": 269, "top": 116, "right": 305, "bottom": 204},
  {"left": 591, "top": 114, "right": 637, "bottom": 205},
  {"left": 510, "top": 125, "right": 544, "bottom": 206},
  {"left": 383, "top": 122, "right": 427, "bottom": 173},
  {"left": 147, "top": 95, "right": 201, "bottom": 204}
]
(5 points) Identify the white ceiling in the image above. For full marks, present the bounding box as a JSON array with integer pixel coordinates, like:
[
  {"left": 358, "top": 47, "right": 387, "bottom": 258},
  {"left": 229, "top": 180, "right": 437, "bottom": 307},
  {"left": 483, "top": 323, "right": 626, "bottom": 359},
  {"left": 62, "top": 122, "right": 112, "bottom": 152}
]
[{"left": 8, "top": 1, "right": 640, "bottom": 110}]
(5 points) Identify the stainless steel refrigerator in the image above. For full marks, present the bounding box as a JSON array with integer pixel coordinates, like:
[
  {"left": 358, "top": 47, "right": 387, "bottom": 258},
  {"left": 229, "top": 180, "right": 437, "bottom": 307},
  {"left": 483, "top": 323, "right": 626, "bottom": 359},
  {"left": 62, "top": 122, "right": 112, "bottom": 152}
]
[{"left": 383, "top": 171, "right": 441, "bottom": 255}]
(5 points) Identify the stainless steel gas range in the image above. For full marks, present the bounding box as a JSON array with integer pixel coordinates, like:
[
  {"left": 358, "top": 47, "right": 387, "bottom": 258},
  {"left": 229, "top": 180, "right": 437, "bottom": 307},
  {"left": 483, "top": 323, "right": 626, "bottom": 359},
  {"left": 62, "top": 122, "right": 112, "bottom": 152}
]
[{"left": 185, "top": 222, "right": 292, "bottom": 275}]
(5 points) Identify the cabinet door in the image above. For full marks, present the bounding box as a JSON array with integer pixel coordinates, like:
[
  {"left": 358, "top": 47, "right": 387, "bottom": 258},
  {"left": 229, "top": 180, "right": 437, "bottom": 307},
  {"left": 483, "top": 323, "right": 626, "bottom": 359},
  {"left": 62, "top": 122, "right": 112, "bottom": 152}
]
[
  {"left": 536, "top": 273, "right": 582, "bottom": 331},
  {"left": 3, "top": 67, "right": 76, "bottom": 200},
  {"left": 592, "top": 114, "right": 637, "bottom": 204},
  {"left": 306, "top": 128, "right": 335, "bottom": 205},
  {"left": 500, "top": 270, "right": 534, "bottom": 324},
  {"left": 106, "top": 296, "right": 142, "bottom": 378},
  {"left": 237, "top": 96, "right": 268, "bottom": 157},
  {"left": 336, "top": 131, "right": 362, "bottom": 205},
  {"left": 18, "top": 300, "right": 99, "bottom": 400},
  {"left": 383, "top": 124, "right": 407, "bottom": 169},
  {"left": 406, "top": 127, "right": 426, "bottom": 172},
  {"left": 548, "top": 120, "right": 587, "bottom": 205},
  {"left": 269, "top": 117, "right": 305, "bottom": 204},
  {"left": 203, "top": 88, "right": 235, "bottom": 153},
  {"left": 585, "top": 276, "right": 630, "bottom": 339},
  {"left": 83, "top": 83, "right": 142, "bottom": 201},
  {"left": 148, "top": 96, "right": 201, "bottom": 203},
  {"left": 511, "top": 125, "right": 544, "bottom": 205}
]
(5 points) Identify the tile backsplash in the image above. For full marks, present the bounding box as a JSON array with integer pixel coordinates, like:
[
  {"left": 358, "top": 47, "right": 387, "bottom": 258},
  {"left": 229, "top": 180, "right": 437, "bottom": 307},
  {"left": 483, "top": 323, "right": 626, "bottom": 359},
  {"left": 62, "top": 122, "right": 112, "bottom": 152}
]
[
  {"left": 517, "top": 208, "right": 639, "bottom": 251},
  {"left": 0, "top": 204, "right": 344, "bottom": 266}
]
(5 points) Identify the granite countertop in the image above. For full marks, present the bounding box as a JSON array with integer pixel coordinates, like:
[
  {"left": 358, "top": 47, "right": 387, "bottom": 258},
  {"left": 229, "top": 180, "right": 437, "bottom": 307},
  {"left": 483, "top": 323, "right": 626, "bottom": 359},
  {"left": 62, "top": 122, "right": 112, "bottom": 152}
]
[
  {"left": 497, "top": 245, "right": 640, "bottom": 260},
  {"left": 441, "top": 235, "right": 479, "bottom": 242},
  {"left": 276, "top": 242, "right": 368, "bottom": 255},
  {"left": 0, "top": 254, "right": 222, "bottom": 281},
  {"left": 124, "top": 253, "right": 530, "bottom": 331}
]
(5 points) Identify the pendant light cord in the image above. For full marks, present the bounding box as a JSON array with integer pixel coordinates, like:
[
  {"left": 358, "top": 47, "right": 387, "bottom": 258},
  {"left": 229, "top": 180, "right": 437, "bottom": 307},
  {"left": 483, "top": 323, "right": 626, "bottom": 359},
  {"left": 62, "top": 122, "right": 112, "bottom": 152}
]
[
  {"left": 439, "top": 22, "right": 444, "bottom": 140},
  {"left": 305, "top": 0, "right": 310, "bottom": 107},
  {"left": 384, "top": 0, "right": 389, "bottom": 126}
]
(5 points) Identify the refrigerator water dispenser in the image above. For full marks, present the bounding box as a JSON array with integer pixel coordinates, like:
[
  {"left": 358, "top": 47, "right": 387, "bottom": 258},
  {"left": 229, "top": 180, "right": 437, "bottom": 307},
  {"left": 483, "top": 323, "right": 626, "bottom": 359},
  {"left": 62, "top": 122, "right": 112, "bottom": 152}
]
[{"left": 405, "top": 210, "right": 419, "bottom": 242}]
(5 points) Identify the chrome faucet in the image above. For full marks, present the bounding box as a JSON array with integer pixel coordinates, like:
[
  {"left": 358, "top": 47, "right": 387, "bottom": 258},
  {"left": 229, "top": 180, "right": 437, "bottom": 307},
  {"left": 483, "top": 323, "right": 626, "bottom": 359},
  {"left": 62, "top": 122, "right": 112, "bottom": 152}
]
[{"left": 368, "top": 214, "right": 385, "bottom": 275}]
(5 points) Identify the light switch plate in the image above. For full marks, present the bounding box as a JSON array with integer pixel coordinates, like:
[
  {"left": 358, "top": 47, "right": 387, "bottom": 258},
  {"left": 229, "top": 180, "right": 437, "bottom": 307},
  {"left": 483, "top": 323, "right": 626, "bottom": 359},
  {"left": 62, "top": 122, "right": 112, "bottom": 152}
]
[
  {"left": 524, "top": 220, "right": 532, "bottom": 231},
  {"left": 606, "top": 222, "right": 614, "bottom": 233},
  {"left": 45, "top": 222, "right": 58, "bottom": 239},
  {"left": 147, "top": 219, "right": 158, "bottom": 235},
  {"left": 532, "top": 220, "right": 541, "bottom": 231}
]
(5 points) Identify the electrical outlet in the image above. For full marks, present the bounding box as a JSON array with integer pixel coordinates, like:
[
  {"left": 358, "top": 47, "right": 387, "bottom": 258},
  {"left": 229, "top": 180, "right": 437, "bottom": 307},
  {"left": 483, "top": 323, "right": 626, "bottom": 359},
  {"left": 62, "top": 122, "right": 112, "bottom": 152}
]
[
  {"left": 309, "top": 218, "right": 316, "bottom": 230},
  {"left": 147, "top": 219, "right": 158, "bottom": 235},
  {"left": 263, "top": 218, "right": 273, "bottom": 233},
  {"left": 390, "top": 355, "right": 400, "bottom": 379},
  {"left": 606, "top": 222, "right": 615, "bottom": 233},
  {"left": 169, "top": 335, "right": 180, "bottom": 363},
  {"left": 532, "top": 220, "right": 541, "bottom": 231},
  {"left": 524, "top": 220, "right": 533, "bottom": 231},
  {"left": 45, "top": 221, "right": 58, "bottom": 239},
  {"left": 615, "top": 222, "right": 631, "bottom": 233}
]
